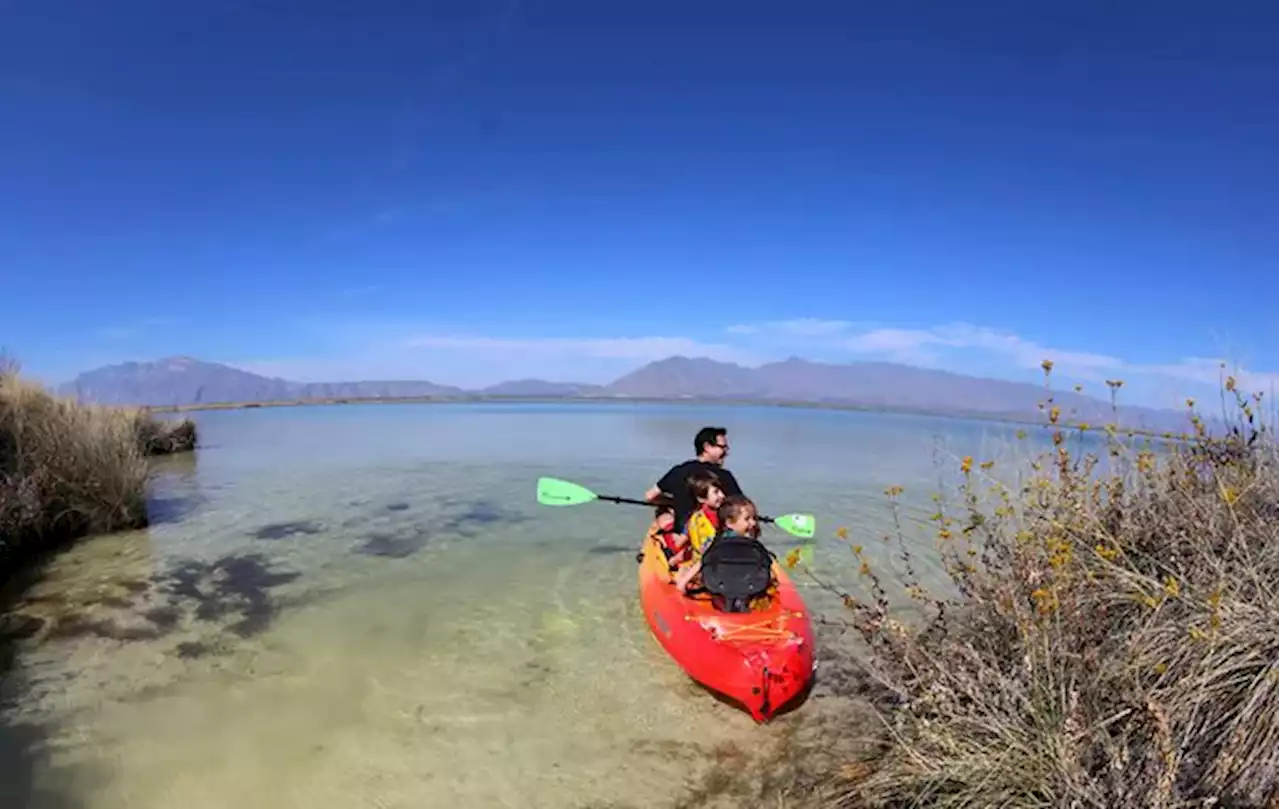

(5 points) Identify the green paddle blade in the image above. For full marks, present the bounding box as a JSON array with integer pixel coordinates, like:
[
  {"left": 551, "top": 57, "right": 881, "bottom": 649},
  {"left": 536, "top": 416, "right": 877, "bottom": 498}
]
[
  {"left": 772, "top": 513, "right": 816, "bottom": 539},
  {"left": 536, "top": 477, "right": 599, "bottom": 507}
]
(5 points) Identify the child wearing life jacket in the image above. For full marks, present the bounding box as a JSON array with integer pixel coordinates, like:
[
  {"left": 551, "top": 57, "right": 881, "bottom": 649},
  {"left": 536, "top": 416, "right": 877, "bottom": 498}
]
[
  {"left": 681, "top": 468, "right": 725, "bottom": 564},
  {"left": 646, "top": 503, "right": 683, "bottom": 563},
  {"left": 674, "top": 492, "right": 763, "bottom": 595}
]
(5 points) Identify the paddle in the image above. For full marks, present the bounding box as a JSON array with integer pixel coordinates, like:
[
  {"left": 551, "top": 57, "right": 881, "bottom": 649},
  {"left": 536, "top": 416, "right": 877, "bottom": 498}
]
[{"left": 535, "top": 476, "right": 817, "bottom": 539}]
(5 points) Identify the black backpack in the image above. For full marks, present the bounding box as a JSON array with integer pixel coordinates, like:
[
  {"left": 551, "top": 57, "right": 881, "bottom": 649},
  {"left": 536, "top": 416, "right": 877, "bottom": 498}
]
[{"left": 698, "top": 536, "right": 775, "bottom": 613}]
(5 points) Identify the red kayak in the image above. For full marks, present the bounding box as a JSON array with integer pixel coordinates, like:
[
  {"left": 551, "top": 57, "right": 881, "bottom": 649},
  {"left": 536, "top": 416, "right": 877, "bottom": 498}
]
[{"left": 637, "top": 532, "right": 815, "bottom": 722}]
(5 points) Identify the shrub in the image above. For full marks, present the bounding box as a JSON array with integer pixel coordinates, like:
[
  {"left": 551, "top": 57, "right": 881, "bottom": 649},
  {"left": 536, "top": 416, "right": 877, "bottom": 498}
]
[
  {"left": 802, "top": 368, "right": 1278, "bottom": 808},
  {"left": 130, "top": 408, "right": 198, "bottom": 455},
  {"left": 0, "top": 361, "right": 197, "bottom": 569}
]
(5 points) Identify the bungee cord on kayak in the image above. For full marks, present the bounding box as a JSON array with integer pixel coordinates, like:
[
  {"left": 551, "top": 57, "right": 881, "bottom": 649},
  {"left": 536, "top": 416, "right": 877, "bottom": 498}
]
[{"left": 685, "top": 612, "right": 806, "bottom": 644}]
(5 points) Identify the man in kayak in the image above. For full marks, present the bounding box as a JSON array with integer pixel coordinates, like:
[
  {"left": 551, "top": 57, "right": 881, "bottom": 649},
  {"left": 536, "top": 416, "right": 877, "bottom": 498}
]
[{"left": 643, "top": 426, "right": 744, "bottom": 533}]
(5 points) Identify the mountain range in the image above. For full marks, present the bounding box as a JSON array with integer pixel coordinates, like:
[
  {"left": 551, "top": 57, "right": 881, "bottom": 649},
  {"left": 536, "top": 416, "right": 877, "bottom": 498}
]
[{"left": 58, "top": 355, "right": 1189, "bottom": 430}]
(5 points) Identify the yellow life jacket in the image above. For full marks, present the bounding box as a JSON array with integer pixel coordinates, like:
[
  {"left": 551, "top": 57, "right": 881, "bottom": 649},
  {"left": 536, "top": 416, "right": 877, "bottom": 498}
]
[{"left": 685, "top": 508, "right": 718, "bottom": 559}]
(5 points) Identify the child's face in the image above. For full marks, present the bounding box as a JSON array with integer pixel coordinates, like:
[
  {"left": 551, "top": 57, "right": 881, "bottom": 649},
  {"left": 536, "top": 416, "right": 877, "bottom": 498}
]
[
  {"left": 724, "top": 506, "right": 757, "bottom": 536},
  {"left": 656, "top": 511, "right": 674, "bottom": 530},
  {"left": 701, "top": 485, "right": 725, "bottom": 509}
]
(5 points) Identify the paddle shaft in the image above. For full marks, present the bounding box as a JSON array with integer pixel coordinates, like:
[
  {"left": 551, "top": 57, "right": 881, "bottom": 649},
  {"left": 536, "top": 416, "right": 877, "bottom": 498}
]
[{"left": 595, "top": 492, "right": 779, "bottom": 524}]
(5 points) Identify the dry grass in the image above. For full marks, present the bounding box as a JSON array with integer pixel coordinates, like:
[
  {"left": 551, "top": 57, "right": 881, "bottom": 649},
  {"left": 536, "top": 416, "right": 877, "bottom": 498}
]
[
  {"left": 0, "top": 361, "right": 197, "bottom": 568},
  {"left": 798, "top": 367, "right": 1278, "bottom": 808},
  {"left": 131, "top": 408, "right": 198, "bottom": 455}
]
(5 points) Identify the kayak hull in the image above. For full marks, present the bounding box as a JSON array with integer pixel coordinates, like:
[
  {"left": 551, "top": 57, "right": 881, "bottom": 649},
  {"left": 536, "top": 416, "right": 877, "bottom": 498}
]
[{"left": 637, "top": 533, "right": 815, "bottom": 722}]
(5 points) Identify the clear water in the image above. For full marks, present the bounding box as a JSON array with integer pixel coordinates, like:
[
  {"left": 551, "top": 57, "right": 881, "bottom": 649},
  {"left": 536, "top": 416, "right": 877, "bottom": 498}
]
[{"left": 0, "top": 403, "right": 1075, "bottom": 808}]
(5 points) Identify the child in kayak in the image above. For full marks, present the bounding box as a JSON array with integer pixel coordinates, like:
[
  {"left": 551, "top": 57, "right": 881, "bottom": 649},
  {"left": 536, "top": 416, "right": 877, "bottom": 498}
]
[
  {"left": 646, "top": 503, "right": 683, "bottom": 562},
  {"left": 674, "top": 494, "right": 773, "bottom": 604},
  {"left": 681, "top": 468, "right": 725, "bottom": 562}
]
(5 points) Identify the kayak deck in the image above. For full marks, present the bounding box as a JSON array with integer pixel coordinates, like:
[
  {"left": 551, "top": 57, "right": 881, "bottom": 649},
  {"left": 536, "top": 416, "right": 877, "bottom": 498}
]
[{"left": 637, "top": 533, "right": 815, "bottom": 722}]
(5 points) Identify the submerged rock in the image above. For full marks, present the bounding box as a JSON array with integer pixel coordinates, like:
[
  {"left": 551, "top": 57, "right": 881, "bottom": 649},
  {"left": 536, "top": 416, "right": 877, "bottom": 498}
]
[
  {"left": 0, "top": 614, "right": 46, "bottom": 641},
  {"left": 251, "top": 521, "right": 323, "bottom": 541}
]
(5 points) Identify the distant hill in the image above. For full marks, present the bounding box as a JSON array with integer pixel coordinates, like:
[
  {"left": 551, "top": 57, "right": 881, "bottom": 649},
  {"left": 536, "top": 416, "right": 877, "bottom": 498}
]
[
  {"left": 60, "top": 357, "right": 461, "bottom": 406},
  {"left": 59, "top": 354, "right": 1186, "bottom": 430},
  {"left": 607, "top": 356, "right": 764, "bottom": 398},
  {"left": 478, "top": 379, "right": 606, "bottom": 397},
  {"left": 607, "top": 356, "right": 1181, "bottom": 429}
]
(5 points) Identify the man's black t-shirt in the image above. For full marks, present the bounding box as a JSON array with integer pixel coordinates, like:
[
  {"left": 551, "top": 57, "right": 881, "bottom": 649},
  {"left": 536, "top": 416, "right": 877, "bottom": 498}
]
[{"left": 654, "top": 459, "right": 744, "bottom": 531}]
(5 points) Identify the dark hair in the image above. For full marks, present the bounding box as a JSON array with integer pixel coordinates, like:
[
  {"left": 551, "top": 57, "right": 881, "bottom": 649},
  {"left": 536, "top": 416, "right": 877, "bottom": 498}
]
[
  {"left": 694, "top": 426, "right": 727, "bottom": 456},
  {"left": 653, "top": 503, "right": 674, "bottom": 519},
  {"left": 686, "top": 468, "right": 722, "bottom": 501},
  {"left": 717, "top": 495, "right": 756, "bottom": 528}
]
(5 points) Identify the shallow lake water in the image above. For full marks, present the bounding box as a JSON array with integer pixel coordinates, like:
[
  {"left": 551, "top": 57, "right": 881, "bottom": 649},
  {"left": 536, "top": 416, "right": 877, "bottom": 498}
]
[{"left": 0, "top": 402, "right": 1075, "bottom": 808}]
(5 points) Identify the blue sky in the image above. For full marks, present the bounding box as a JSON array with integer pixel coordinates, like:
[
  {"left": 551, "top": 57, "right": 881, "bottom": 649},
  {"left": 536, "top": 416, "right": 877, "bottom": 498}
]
[{"left": 2, "top": 0, "right": 1275, "bottom": 408}]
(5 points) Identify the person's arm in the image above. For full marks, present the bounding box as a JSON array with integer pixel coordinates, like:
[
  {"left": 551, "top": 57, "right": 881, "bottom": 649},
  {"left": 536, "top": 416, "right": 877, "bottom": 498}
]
[
  {"left": 668, "top": 534, "right": 691, "bottom": 568},
  {"left": 646, "top": 464, "right": 682, "bottom": 502}
]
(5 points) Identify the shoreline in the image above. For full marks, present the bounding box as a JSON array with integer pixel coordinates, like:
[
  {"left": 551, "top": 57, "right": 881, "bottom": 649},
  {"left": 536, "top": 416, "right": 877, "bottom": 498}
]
[{"left": 147, "top": 394, "right": 1189, "bottom": 440}]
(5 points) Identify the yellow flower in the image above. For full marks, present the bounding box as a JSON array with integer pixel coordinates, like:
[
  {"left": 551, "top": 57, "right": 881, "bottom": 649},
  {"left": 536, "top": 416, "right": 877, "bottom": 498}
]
[
  {"left": 1222, "top": 486, "right": 1239, "bottom": 505},
  {"left": 852, "top": 544, "right": 863, "bottom": 555},
  {"left": 1031, "top": 587, "right": 1057, "bottom": 614},
  {"left": 1049, "top": 405, "right": 1061, "bottom": 425},
  {"left": 859, "top": 560, "right": 871, "bottom": 576},
  {"left": 784, "top": 548, "right": 801, "bottom": 569},
  {"left": 835, "top": 526, "right": 849, "bottom": 540},
  {"left": 884, "top": 485, "right": 904, "bottom": 497},
  {"left": 1185, "top": 398, "right": 1195, "bottom": 409},
  {"left": 1016, "top": 429, "right": 1027, "bottom": 440},
  {"left": 1163, "top": 576, "right": 1180, "bottom": 597},
  {"left": 979, "top": 460, "right": 994, "bottom": 470},
  {"left": 1225, "top": 375, "right": 1236, "bottom": 392},
  {"left": 1154, "top": 662, "right": 1168, "bottom": 675},
  {"left": 938, "top": 529, "right": 952, "bottom": 540},
  {"left": 960, "top": 456, "right": 973, "bottom": 474},
  {"left": 1041, "top": 359, "right": 1054, "bottom": 374}
]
